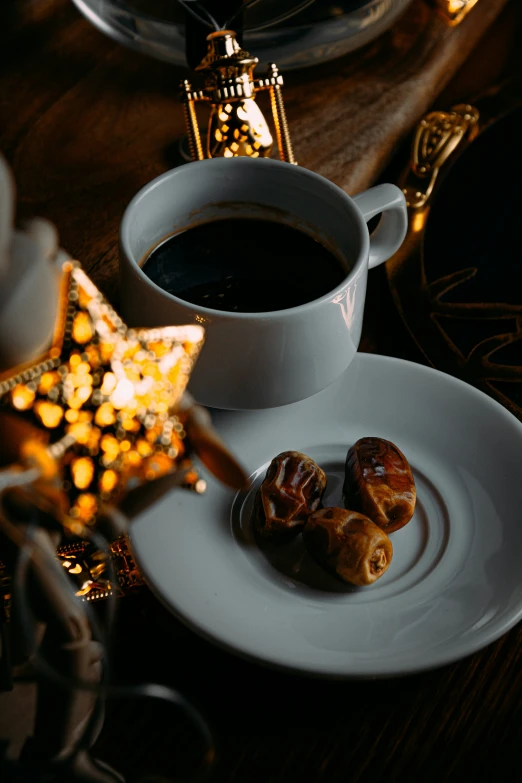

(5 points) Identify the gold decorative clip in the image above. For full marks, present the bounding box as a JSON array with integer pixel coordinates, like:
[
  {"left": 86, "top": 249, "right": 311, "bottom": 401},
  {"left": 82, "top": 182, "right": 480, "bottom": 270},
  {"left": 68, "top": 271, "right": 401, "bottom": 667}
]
[
  {"left": 402, "top": 104, "right": 479, "bottom": 209},
  {"left": 435, "top": 0, "right": 480, "bottom": 26}
]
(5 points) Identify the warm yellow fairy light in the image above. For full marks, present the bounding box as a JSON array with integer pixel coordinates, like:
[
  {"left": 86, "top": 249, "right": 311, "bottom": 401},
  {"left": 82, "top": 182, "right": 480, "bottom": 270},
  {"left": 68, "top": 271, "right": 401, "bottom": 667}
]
[
  {"left": 95, "top": 402, "right": 116, "bottom": 427},
  {"left": 136, "top": 439, "right": 153, "bottom": 458},
  {"left": 101, "top": 434, "right": 119, "bottom": 454},
  {"left": 127, "top": 450, "right": 141, "bottom": 467},
  {"left": 100, "top": 469, "right": 119, "bottom": 495},
  {"left": 66, "top": 420, "right": 93, "bottom": 446},
  {"left": 38, "top": 371, "right": 60, "bottom": 393},
  {"left": 110, "top": 378, "right": 135, "bottom": 409},
  {"left": 72, "top": 311, "right": 94, "bottom": 343},
  {"left": 71, "top": 456, "right": 95, "bottom": 490},
  {"left": 100, "top": 372, "right": 117, "bottom": 396},
  {"left": 34, "top": 400, "right": 64, "bottom": 428},
  {"left": 73, "top": 493, "right": 98, "bottom": 523},
  {"left": 11, "top": 384, "right": 35, "bottom": 410}
]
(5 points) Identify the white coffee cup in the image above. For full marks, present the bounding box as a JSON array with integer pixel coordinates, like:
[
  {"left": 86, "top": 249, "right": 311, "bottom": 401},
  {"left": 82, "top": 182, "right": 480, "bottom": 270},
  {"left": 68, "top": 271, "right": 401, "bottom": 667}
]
[{"left": 120, "top": 158, "right": 407, "bottom": 410}]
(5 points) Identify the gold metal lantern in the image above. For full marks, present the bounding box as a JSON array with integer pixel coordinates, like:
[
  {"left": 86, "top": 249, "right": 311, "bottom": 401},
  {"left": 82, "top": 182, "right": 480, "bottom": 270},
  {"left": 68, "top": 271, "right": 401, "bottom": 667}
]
[{"left": 181, "top": 29, "right": 296, "bottom": 164}]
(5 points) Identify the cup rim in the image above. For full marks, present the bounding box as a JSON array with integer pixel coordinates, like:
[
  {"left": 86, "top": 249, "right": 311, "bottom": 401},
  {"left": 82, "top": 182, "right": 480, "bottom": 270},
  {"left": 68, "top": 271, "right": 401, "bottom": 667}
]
[{"left": 120, "top": 157, "right": 369, "bottom": 320}]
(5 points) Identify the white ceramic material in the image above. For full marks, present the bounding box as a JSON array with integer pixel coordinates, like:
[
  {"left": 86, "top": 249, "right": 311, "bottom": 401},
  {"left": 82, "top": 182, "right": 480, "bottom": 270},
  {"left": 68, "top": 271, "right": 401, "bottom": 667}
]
[
  {"left": 130, "top": 354, "right": 522, "bottom": 679},
  {"left": 119, "top": 158, "right": 407, "bottom": 410},
  {"left": 0, "top": 154, "right": 64, "bottom": 372}
]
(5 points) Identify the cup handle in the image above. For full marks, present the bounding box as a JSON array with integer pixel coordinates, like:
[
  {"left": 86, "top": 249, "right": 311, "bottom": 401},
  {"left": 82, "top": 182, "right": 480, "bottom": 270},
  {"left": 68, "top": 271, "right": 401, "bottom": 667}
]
[{"left": 352, "top": 183, "right": 408, "bottom": 269}]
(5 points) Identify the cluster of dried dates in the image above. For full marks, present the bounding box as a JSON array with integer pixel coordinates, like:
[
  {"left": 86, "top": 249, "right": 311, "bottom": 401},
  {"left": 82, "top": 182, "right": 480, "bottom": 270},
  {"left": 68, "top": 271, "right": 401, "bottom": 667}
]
[{"left": 253, "top": 437, "right": 416, "bottom": 586}]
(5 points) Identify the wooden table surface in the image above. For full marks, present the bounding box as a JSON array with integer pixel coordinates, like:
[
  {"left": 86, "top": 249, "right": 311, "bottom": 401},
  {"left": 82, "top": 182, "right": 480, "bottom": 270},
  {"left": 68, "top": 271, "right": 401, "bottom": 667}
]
[{"left": 2, "top": 1, "right": 522, "bottom": 781}]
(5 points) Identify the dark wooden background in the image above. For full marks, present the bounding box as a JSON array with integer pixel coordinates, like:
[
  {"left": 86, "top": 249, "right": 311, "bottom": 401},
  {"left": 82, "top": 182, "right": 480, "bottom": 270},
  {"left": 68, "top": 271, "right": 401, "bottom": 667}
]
[{"left": 1, "top": 1, "right": 522, "bottom": 781}]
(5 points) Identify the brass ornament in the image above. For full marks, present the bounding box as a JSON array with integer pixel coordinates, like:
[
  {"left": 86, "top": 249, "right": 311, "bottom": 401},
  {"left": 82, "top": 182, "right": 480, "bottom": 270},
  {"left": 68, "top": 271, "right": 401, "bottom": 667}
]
[
  {"left": 181, "top": 30, "right": 296, "bottom": 163},
  {"left": 0, "top": 260, "right": 205, "bottom": 531},
  {"left": 401, "top": 104, "right": 479, "bottom": 209},
  {"left": 387, "top": 97, "right": 522, "bottom": 424},
  {"left": 55, "top": 535, "right": 143, "bottom": 602}
]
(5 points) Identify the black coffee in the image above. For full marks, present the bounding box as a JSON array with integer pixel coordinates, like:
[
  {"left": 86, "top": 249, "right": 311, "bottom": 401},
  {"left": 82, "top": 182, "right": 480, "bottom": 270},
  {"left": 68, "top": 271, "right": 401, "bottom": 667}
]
[{"left": 141, "top": 217, "right": 346, "bottom": 313}]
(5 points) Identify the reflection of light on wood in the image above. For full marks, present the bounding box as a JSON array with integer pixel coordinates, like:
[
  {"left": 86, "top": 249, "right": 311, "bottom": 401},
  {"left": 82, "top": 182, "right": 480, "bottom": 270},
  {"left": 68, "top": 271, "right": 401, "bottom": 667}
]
[
  {"left": 411, "top": 210, "right": 428, "bottom": 233},
  {"left": 69, "top": 564, "right": 82, "bottom": 574},
  {"left": 436, "top": 0, "right": 480, "bottom": 25}
]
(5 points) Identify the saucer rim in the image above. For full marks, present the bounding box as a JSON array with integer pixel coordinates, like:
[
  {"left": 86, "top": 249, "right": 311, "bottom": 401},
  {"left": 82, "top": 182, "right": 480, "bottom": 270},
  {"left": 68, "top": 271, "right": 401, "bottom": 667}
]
[{"left": 130, "top": 353, "right": 522, "bottom": 679}]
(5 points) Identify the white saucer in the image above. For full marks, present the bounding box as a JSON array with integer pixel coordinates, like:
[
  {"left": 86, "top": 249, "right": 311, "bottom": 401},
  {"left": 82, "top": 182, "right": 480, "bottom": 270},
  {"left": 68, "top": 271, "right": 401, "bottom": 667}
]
[{"left": 130, "top": 354, "right": 522, "bottom": 678}]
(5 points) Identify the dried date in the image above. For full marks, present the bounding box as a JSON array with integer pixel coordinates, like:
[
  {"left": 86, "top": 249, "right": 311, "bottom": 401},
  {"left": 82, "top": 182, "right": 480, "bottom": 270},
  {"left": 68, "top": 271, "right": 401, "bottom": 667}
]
[
  {"left": 343, "top": 437, "right": 416, "bottom": 534},
  {"left": 303, "top": 507, "right": 393, "bottom": 585},
  {"left": 253, "top": 451, "right": 327, "bottom": 544}
]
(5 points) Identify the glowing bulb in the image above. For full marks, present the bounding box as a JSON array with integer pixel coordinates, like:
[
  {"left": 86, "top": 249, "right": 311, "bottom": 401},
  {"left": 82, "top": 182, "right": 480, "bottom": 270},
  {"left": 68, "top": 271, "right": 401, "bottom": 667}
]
[
  {"left": 38, "top": 372, "right": 60, "bottom": 394},
  {"left": 11, "top": 384, "right": 35, "bottom": 410},
  {"left": 100, "top": 469, "right": 119, "bottom": 494},
  {"left": 74, "top": 493, "right": 97, "bottom": 522},
  {"left": 66, "top": 421, "right": 92, "bottom": 444},
  {"left": 72, "top": 311, "right": 94, "bottom": 344},
  {"left": 110, "top": 378, "right": 135, "bottom": 409},
  {"left": 34, "top": 401, "right": 63, "bottom": 428},
  {"left": 95, "top": 402, "right": 116, "bottom": 427},
  {"left": 71, "top": 456, "right": 95, "bottom": 489}
]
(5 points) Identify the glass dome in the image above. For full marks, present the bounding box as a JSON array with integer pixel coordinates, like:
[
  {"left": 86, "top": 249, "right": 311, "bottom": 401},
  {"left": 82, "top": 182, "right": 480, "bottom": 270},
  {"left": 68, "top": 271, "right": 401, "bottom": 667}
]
[{"left": 72, "top": 0, "right": 414, "bottom": 71}]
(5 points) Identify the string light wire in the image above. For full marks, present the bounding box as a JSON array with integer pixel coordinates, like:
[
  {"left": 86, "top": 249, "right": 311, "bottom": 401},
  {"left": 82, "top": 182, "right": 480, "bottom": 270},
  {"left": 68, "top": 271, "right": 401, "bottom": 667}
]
[{"left": 0, "top": 481, "right": 215, "bottom": 783}]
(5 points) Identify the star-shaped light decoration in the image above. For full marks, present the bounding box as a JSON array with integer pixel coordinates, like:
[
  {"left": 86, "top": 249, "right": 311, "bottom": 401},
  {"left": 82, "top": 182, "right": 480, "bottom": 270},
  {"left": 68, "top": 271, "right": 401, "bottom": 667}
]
[{"left": 0, "top": 261, "right": 205, "bottom": 530}]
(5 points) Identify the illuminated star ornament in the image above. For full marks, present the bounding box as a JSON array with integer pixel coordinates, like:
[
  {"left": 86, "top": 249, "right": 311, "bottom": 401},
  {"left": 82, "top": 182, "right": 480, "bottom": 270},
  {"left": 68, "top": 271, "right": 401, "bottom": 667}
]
[{"left": 0, "top": 261, "right": 204, "bottom": 527}]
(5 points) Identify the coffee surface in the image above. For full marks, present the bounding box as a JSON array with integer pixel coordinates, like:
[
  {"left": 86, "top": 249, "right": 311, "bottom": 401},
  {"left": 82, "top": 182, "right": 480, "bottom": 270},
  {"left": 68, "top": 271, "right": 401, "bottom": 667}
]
[{"left": 141, "top": 218, "right": 346, "bottom": 313}]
